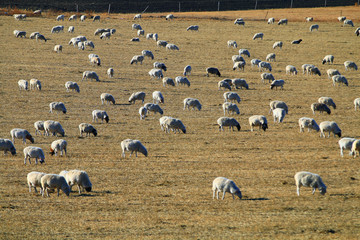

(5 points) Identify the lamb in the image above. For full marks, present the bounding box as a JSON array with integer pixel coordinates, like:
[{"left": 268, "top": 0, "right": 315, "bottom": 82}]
[
  {"left": 92, "top": 110, "right": 109, "bottom": 123},
  {"left": 18, "top": 79, "right": 28, "bottom": 90},
  {"left": 338, "top": 16, "right": 346, "bottom": 22},
  {"left": 319, "top": 121, "right": 341, "bottom": 138},
  {"left": 227, "top": 40, "right": 238, "bottom": 48},
  {"left": 175, "top": 76, "right": 191, "bottom": 87},
  {"left": 343, "top": 19, "right": 354, "bottom": 27},
  {"left": 29, "top": 79, "right": 41, "bottom": 90},
  {"left": 133, "top": 14, "right": 141, "bottom": 20},
  {"left": 10, "top": 128, "right": 34, "bottom": 144},
  {"left": 298, "top": 117, "right": 320, "bottom": 133},
  {"left": 344, "top": 61, "right": 357, "bottom": 71},
  {"left": 80, "top": 15, "right": 86, "bottom": 21},
  {"left": 142, "top": 50, "right": 154, "bottom": 59},
  {"left": 273, "top": 41, "right": 283, "bottom": 49},
  {"left": 223, "top": 92, "right": 241, "bottom": 103},
  {"left": 152, "top": 91, "right": 164, "bottom": 104},
  {"left": 157, "top": 40, "right": 168, "bottom": 47},
  {"left": 239, "top": 49, "right": 250, "bottom": 58},
  {"left": 27, "top": 172, "right": 46, "bottom": 194},
  {"left": 232, "top": 78, "right": 249, "bottom": 89},
  {"left": 144, "top": 103, "right": 164, "bottom": 115},
  {"left": 166, "top": 43, "right": 179, "bottom": 50},
  {"left": 261, "top": 73, "right": 275, "bottom": 83},
  {"left": 222, "top": 102, "right": 240, "bottom": 115},
  {"left": 129, "top": 92, "right": 146, "bottom": 104},
  {"left": 100, "top": 32, "right": 111, "bottom": 40},
  {"left": 0, "top": 138, "right": 16, "bottom": 155},
  {"left": 41, "top": 174, "right": 70, "bottom": 197},
  {"left": 266, "top": 53, "right": 276, "bottom": 62},
  {"left": 252, "top": 32, "right": 263, "bottom": 40},
  {"left": 354, "top": 98, "right": 360, "bottom": 111},
  {"left": 166, "top": 14, "right": 174, "bottom": 20},
  {"left": 107, "top": 68, "right": 114, "bottom": 78},
  {"left": 164, "top": 118, "right": 186, "bottom": 134},
  {"left": 206, "top": 67, "right": 221, "bottom": 77},
  {"left": 212, "top": 177, "right": 242, "bottom": 200},
  {"left": 267, "top": 17, "right": 275, "bottom": 24},
  {"left": 326, "top": 69, "right": 341, "bottom": 79},
  {"left": 233, "top": 61, "right": 246, "bottom": 71},
  {"left": 249, "top": 115, "right": 268, "bottom": 131},
  {"left": 318, "top": 97, "right": 336, "bottom": 109},
  {"left": 233, "top": 55, "right": 245, "bottom": 63},
  {"left": 23, "top": 146, "right": 45, "bottom": 164},
  {"left": 332, "top": 75, "right": 348, "bottom": 86},
  {"left": 291, "top": 39, "right": 302, "bottom": 44},
  {"left": 311, "top": 103, "right": 331, "bottom": 115},
  {"left": 68, "top": 37, "right": 80, "bottom": 46},
  {"left": 82, "top": 71, "right": 99, "bottom": 81},
  {"left": 187, "top": 25, "right": 199, "bottom": 31},
  {"left": 270, "top": 80, "right": 285, "bottom": 90},
  {"left": 132, "top": 23, "right": 142, "bottom": 30},
  {"left": 184, "top": 98, "right": 202, "bottom": 111},
  {"left": 90, "top": 56, "right": 101, "bottom": 66},
  {"left": 294, "top": 171, "right": 327, "bottom": 196},
  {"left": 285, "top": 65, "right": 297, "bottom": 75},
  {"left": 79, "top": 123, "right": 97, "bottom": 137},
  {"left": 305, "top": 17, "right": 313, "bottom": 22},
  {"left": 183, "top": 65, "right": 192, "bottom": 76},
  {"left": 269, "top": 100, "right": 288, "bottom": 114},
  {"left": 50, "top": 139, "right": 67, "bottom": 156},
  {"left": 258, "top": 61, "right": 272, "bottom": 72},
  {"left": 217, "top": 117, "right": 241, "bottom": 131},
  {"left": 154, "top": 62, "right": 167, "bottom": 71},
  {"left": 59, "top": 170, "right": 92, "bottom": 194},
  {"left": 322, "top": 55, "right": 334, "bottom": 64},
  {"left": 44, "top": 120, "right": 65, "bottom": 137},
  {"left": 130, "top": 55, "right": 144, "bottom": 65},
  {"left": 100, "top": 93, "right": 116, "bottom": 105},
  {"left": 49, "top": 102, "right": 67, "bottom": 114},
  {"left": 65, "top": 81, "right": 80, "bottom": 93},
  {"left": 51, "top": 25, "right": 64, "bottom": 33},
  {"left": 139, "top": 107, "right": 147, "bottom": 120},
  {"left": 309, "top": 24, "right": 319, "bottom": 32},
  {"left": 338, "top": 137, "right": 357, "bottom": 157},
  {"left": 278, "top": 19, "right": 288, "bottom": 25},
  {"left": 93, "top": 15, "right": 100, "bottom": 22},
  {"left": 218, "top": 80, "right": 231, "bottom": 91},
  {"left": 272, "top": 108, "right": 286, "bottom": 123},
  {"left": 121, "top": 139, "right": 148, "bottom": 158},
  {"left": 68, "top": 15, "right": 77, "bottom": 21},
  {"left": 163, "top": 77, "right": 175, "bottom": 87},
  {"left": 34, "top": 121, "right": 45, "bottom": 136},
  {"left": 149, "top": 69, "right": 163, "bottom": 79},
  {"left": 350, "top": 140, "right": 360, "bottom": 158},
  {"left": 68, "top": 26, "right": 74, "bottom": 33}
]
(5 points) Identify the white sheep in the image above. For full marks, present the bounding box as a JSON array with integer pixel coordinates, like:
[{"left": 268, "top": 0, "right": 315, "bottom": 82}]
[
  {"left": 50, "top": 139, "right": 67, "bottom": 156},
  {"left": 309, "top": 24, "right": 319, "bottom": 32},
  {"left": 249, "top": 115, "right": 268, "bottom": 131},
  {"left": 311, "top": 103, "right": 331, "bottom": 115},
  {"left": 269, "top": 100, "right": 288, "bottom": 114},
  {"left": 139, "top": 107, "right": 147, "bottom": 120},
  {"left": 80, "top": 15, "right": 86, "bottom": 21},
  {"left": 154, "top": 62, "right": 167, "bottom": 71},
  {"left": 217, "top": 117, "right": 241, "bottom": 131},
  {"left": 51, "top": 25, "right": 64, "bottom": 33},
  {"left": 227, "top": 40, "right": 237, "bottom": 48},
  {"left": 142, "top": 50, "right": 154, "bottom": 59},
  {"left": 184, "top": 98, "right": 202, "bottom": 111},
  {"left": 44, "top": 120, "right": 65, "bottom": 137},
  {"left": 305, "top": 17, "right": 313, "bottom": 22},
  {"left": 298, "top": 117, "right": 320, "bottom": 133},
  {"left": 100, "top": 93, "right": 116, "bottom": 105},
  {"left": 222, "top": 102, "right": 240, "bottom": 116},
  {"left": 273, "top": 41, "right": 283, "bottom": 49},
  {"left": 322, "top": 55, "right": 334, "bottom": 64},
  {"left": 261, "top": 73, "right": 275, "bottom": 83},
  {"left": 68, "top": 26, "right": 74, "bottom": 33},
  {"left": 68, "top": 14, "right": 77, "bottom": 21},
  {"left": 270, "top": 80, "right": 285, "bottom": 90},
  {"left": 29, "top": 79, "right": 41, "bottom": 90},
  {"left": 92, "top": 110, "right": 109, "bottom": 123},
  {"left": 152, "top": 91, "right": 164, "bottom": 104},
  {"left": 157, "top": 40, "right": 168, "bottom": 47},
  {"left": 166, "top": 14, "right": 174, "bottom": 20},
  {"left": 79, "top": 123, "right": 97, "bottom": 137},
  {"left": 100, "top": 32, "right": 111, "bottom": 40},
  {"left": 175, "top": 76, "right": 191, "bottom": 87},
  {"left": 307, "top": 66, "right": 321, "bottom": 76},
  {"left": 166, "top": 43, "right": 179, "bottom": 51},
  {"left": 144, "top": 103, "right": 164, "bottom": 115},
  {"left": 267, "top": 17, "right": 275, "bottom": 24},
  {"left": 23, "top": 146, "right": 45, "bottom": 164},
  {"left": 90, "top": 56, "right": 101, "bottom": 66},
  {"left": 318, "top": 97, "right": 336, "bottom": 109},
  {"left": 59, "top": 170, "right": 92, "bottom": 193},
  {"left": 27, "top": 171, "right": 46, "bottom": 194},
  {"left": 252, "top": 32, "right": 263, "bottom": 40},
  {"left": 107, "top": 68, "right": 114, "bottom": 78},
  {"left": 132, "top": 23, "right": 142, "bottom": 30},
  {"left": 65, "top": 81, "right": 80, "bottom": 93},
  {"left": 212, "top": 177, "right": 242, "bottom": 200},
  {"left": 164, "top": 118, "right": 186, "bottom": 134},
  {"left": 82, "top": 71, "right": 99, "bottom": 81},
  {"left": 232, "top": 78, "right": 248, "bottom": 90},
  {"left": 146, "top": 33, "right": 154, "bottom": 39},
  {"left": 33, "top": 33, "right": 47, "bottom": 42},
  {"left": 223, "top": 92, "right": 241, "bottom": 103},
  {"left": 121, "top": 139, "right": 148, "bottom": 158},
  {"left": 151, "top": 33, "right": 157, "bottom": 40},
  {"left": 187, "top": 25, "right": 199, "bottom": 31},
  {"left": 258, "top": 61, "right": 272, "bottom": 72},
  {"left": 49, "top": 102, "right": 67, "bottom": 114},
  {"left": 272, "top": 108, "right": 286, "bottom": 123},
  {"left": 234, "top": 18, "right": 245, "bottom": 26},
  {"left": 133, "top": 14, "right": 141, "bottom": 20},
  {"left": 302, "top": 64, "right": 314, "bottom": 74},
  {"left": 294, "top": 171, "right": 326, "bottom": 196},
  {"left": 278, "top": 18, "right": 288, "bottom": 25},
  {"left": 319, "top": 121, "right": 341, "bottom": 138},
  {"left": 149, "top": 69, "right": 163, "bottom": 79},
  {"left": 285, "top": 65, "right": 297, "bottom": 75},
  {"left": 183, "top": 65, "right": 192, "bottom": 76},
  {"left": 0, "top": 138, "right": 16, "bottom": 155},
  {"left": 338, "top": 16, "right": 346, "bottom": 22},
  {"left": 77, "top": 41, "right": 85, "bottom": 50},
  {"left": 18, "top": 79, "right": 28, "bottom": 90},
  {"left": 130, "top": 55, "right": 144, "bottom": 65},
  {"left": 338, "top": 137, "right": 357, "bottom": 157},
  {"left": 10, "top": 128, "right": 34, "bottom": 144},
  {"left": 354, "top": 98, "right": 360, "bottom": 111},
  {"left": 350, "top": 140, "right": 360, "bottom": 158},
  {"left": 129, "top": 92, "right": 146, "bottom": 104},
  {"left": 239, "top": 49, "right": 250, "bottom": 58},
  {"left": 15, "top": 30, "right": 26, "bottom": 38},
  {"left": 94, "top": 28, "right": 107, "bottom": 36},
  {"left": 84, "top": 41, "right": 94, "bottom": 49},
  {"left": 137, "top": 29, "right": 145, "bottom": 37},
  {"left": 233, "top": 55, "right": 245, "bottom": 63},
  {"left": 344, "top": 61, "right": 357, "bottom": 71},
  {"left": 233, "top": 61, "right": 246, "bottom": 71},
  {"left": 343, "top": 19, "right": 354, "bottom": 27},
  {"left": 41, "top": 174, "right": 70, "bottom": 197},
  {"left": 266, "top": 53, "right": 276, "bottom": 62},
  {"left": 162, "top": 77, "right": 175, "bottom": 87},
  {"left": 326, "top": 69, "right": 340, "bottom": 79},
  {"left": 218, "top": 80, "right": 231, "bottom": 91},
  {"left": 92, "top": 15, "right": 101, "bottom": 22},
  {"left": 355, "top": 27, "right": 360, "bottom": 36},
  {"left": 29, "top": 32, "right": 40, "bottom": 39},
  {"left": 159, "top": 116, "right": 173, "bottom": 131},
  {"left": 34, "top": 121, "right": 45, "bottom": 136},
  {"left": 332, "top": 75, "right": 348, "bottom": 86}
]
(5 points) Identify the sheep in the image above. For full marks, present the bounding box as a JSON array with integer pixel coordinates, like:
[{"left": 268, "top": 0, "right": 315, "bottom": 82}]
[
  {"left": 44, "top": 120, "right": 65, "bottom": 137},
  {"left": 10, "top": 128, "right": 34, "bottom": 144},
  {"left": 137, "top": 30, "right": 145, "bottom": 37},
  {"left": 350, "top": 140, "right": 360, "bottom": 158},
  {"left": 82, "top": 71, "right": 99, "bottom": 82},
  {"left": 343, "top": 19, "right": 354, "bottom": 27},
  {"left": 223, "top": 102, "right": 240, "bottom": 116},
  {"left": 94, "top": 28, "right": 108, "bottom": 36},
  {"left": 51, "top": 25, "right": 64, "bottom": 33},
  {"left": 85, "top": 41, "right": 95, "bottom": 49},
  {"left": 344, "top": 61, "right": 358, "bottom": 71},
  {"left": 23, "top": 146, "right": 45, "bottom": 164},
  {"left": 14, "top": 14, "right": 26, "bottom": 20},
  {"left": 144, "top": 103, "right": 164, "bottom": 115},
  {"left": 149, "top": 69, "right": 163, "bottom": 79},
  {"left": 79, "top": 123, "right": 97, "bottom": 137},
  {"left": 15, "top": 30, "right": 26, "bottom": 38},
  {"left": 90, "top": 56, "right": 101, "bottom": 66},
  {"left": 80, "top": 15, "right": 86, "bottom": 21},
  {"left": 307, "top": 66, "right": 321, "bottom": 76},
  {"left": 65, "top": 81, "right": 80, "bottom": 93},
  {"left": 332, "top": 75, "right": 348, "bottom": 86},
  {"left": 270, "top": 80, "right": 285, "bottom": 90},
  {"left": 93, "top": 15, "right": 100, "bottom": 22},
  {"left": 218, "top": 80, "right": 231, "bottom": 91},
  {"left": 326, "top": 69, "right": 341, "bottom": 79},
  {"left": 50, "top": 139, "right": 67, "bottom": 156},
  {"left": 250, "top": 59, "right": 261, "bottom": 69},
  {"left": 59, "top": 170, "right": 92, "bottom": 194},
  {"left": 224, "top": 92, "right": 241, "bottom": 103},
  {"left": 266, "top": 53, "right": 276, "bottom": 62},
  {"left": 227, "top": 40, "right": 238, "bottom": 48},
  {"left": 146, "top": 33, "right": 154, "bottom": 39},
  {"left": 0, "top": 138, "right": 16, "bottom": 155},
  {"left": 354, "top": 98, "right": 360, "bottom": 111},
  {"left": 252, "top": 32, "right": 263, "bottom": 40},
  {"left": 322, "top": 55, "right": 334, "bottom": 64},
  {"left": 152, "top": 33, "right": 159, "bottom": 41},
  {"left": 89, "top": 54, "right": 99, "bottom": 61},
  {"left": 239, "top": 49, "right": 250, "bottom": 58},
  {"left": 233, "top": 61, "right": 246, "bottom": 71},
  {"left": 273, "top": 108, "right": 286, "bottom": 123},
  {"left": 206, "top": 67, "right": 221, "bottom": 77},
  {"left": 133, "top": 14, "right": 141, "bottom": 20},
  {"left": 319, "top": 121, "right": 341, "bottom": 138},
  {"left": 318, "top": 97, "right": 336, "bottom": 109},
  {"left": 69, "top": 37, "right": 80, "bottom": 46},
  {"left": 269, "top": 100, "right": 288, "bottom": 114},
  {"left": 298, "top": 117, "right": 320, "bottom": 133},
  {"left": 130, "top": 37, "right": 140, "bottom": 42},
  {"left": 261, "top": 73, "right": 275, "bottom": 83},
  {"left": 338, "top": 138, "right": 357, "bottom": 157},
  {"left": 130, "top": 55, "right": 144, "bottom": 65},
  {"left": 164, "top": 118, "right": 186, "bottom": 134},
  {"left": 187, "top": 25, "right": 199, "bottom": 31},
  {"left": 233, "top": 55, "right": 245, "bottom": 63},
  {"left": 18, "top": 79, "right": 28, "bottom": 90},
  {"left": 273, "top": 41, "right": 283, "bottom": 49},
  {"left": 100, "top": 32, "right": 111, "bottom": 40},
  {"left": 278, "top": 18, "right": 288, "bottom": 25},
  {"left": 35, "top": 34, "right": 47, "bottom": 42},
  {"left": 41, "top": 174, "right": 70, "bottom": 197},
  {"left": 68, "top": 15, "right": 77, "bottom": 21},
  {"left": 139, "top": 107, "right": 147, "bottom": 120},
  {"left": 285, "top": 65, "right": 297, "bottom": 75},
  {"left": 234, "top": 18, "right": 245, "bottom": 26},
  {"left": 154, "top": 62, "right": 167, "bottom": 71},
  {"left": 175, "top": 76, "right": 191, "bottom": 87},
  {"left": 267, "top": 17, "right": 275, "bottom": 24},
  {"left": 166, "top": 43, "right": 179, "bottom": 51},
  {"left": 183, "top": 65, "right": 192, "bottom": 76},
  {"left": 129, "top": 92, "right": 146, "bottom": 104},
  {"left": 309, "top": 24, "right": 319, "bottom": 32},
  {"left": 157, "top": 40, "right": 168, "bottom": 47},
  {"left": 29, "top": 32, "right": 40, "bottom": 39},
  {"left": 107, "top": 68, "right": 114, "bottom": 78},
  {"left": 291, "top": 39, "right": 302, "bottom": 44},
  {"left": 27, "top": 172, "right": 46, "bottom": 194},
  {"left": 121, "top": 139, "right": 148, "bottom": 158},
  {"left": 184, "top": 98, "right": 202, "bottom": 111},
  {"left": 212, "top": 177, "right": 242, "bottom": 200},
  {"left": 150, "top": 91, "right": 164, "bottom": 105},
  {"left": 92, "top": 110, "right": 109, "bottom": 123},
  {"left": 68, "top": 26, "right": 74, "bottom": 33},
  {"left": 75, "top": 35, "right": 87, "bottom": 41},
  {"left": 166, "top": 14, "right": 174, "bottom": 20},
  {"left": 294, "top": 171, "right": 327, "bottom": 196},
  {"left": 100, "top": 93, "right": 116, "bottom": 105},
  {"left": 163, "top": 77, "right": 175, "bottom": 87},
  {"left": 311, "top": 103, "right": 331, "bottom": 115},
  {"left": 302, "top": 64, "right": 315, "bottom": 74},
  {"left": 49, "top": 102, "right": 67, "bottom": 114},
  {"left": 232, "top": 78, "right": 249, "bottom": 90},
  {"left": 34, "top": 121, "right": 45, "bottom": 136},
  {"left": 355, "top": 27, "right": 360, "bottom": 36},
  {"left": 305, "top": 17, "right": 313, "bottom": 22},
  {"left": 132, "top": 23, "right": 142, "bottom": 30},
  {"left": 29, "top": 79, "right": 41, "bottom": 90},
  {"left": 258, "top": 61, "right": 272, "bottom": 72},
  {"left": 222, "top": 79, "right": 233, "bottom": 86},
  {"left": 249, "top": 115, "right": 268, "bottom": 131},
  {"left": 142, "top": 50, "right": 154, "bottom": 59},
  {"left": 217, "top": 117, "right": 241, "bottom": 132}
]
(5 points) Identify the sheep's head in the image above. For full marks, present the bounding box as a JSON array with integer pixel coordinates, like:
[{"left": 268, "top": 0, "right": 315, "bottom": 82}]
[
  {"left": 262, "top": 123, "right": 268, "bottom": 131},
  {"left": 326, "top": 108, "right": 331, "bottom": 115},
  {"left": 63, "top": 110, "right": 67, "bottom": 114},
  {"left": 92, "top": 129, "right": 98, "bottom": 137},
  {"left": 234, "top": 190, "right": 242, "bottom": 199},
  {"left": 10, "top": 147, "right": 16, "bottom": 155},
  {"left": 217, "top": 71, "right": 221, "bottom": 77},
  {"left": 319, "top": 186, "right": 327, "bottom": 195},
  {"left": 336, "top": 131, "right": 342, "bottom": 138},
  {"left": 322, "top": 59, "right": 326, "bottom": 64},
  {"left": 236, "top": 123, "right": 241, "bottom": 131},
  {"left": 50, "top": 148, "right": 55, "bottom": 156},
  {"left": 60, "top": 130, "right": 65, "bottom": 137},
  {"left": 26, "top": 134, "right": 35, "bottom": 143},
  {"left": 104, "top": 116, "right": 109, "bottom": 123},
  {"left": 85, "top": 186, "right": 92, "bottom": 192},
  {"left": 39, "top": 158, "right": 45, "bottom": 164}
]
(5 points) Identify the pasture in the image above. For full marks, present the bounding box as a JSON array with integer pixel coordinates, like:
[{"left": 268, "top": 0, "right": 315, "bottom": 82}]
[{"left": 0, "top": 6, "right": 360, "bottom": 239}]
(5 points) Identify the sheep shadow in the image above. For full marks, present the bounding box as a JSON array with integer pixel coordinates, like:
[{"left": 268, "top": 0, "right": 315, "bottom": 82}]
[
  {"left": 114, "top": 103, "right": 131, "bottom": 106},
  {"left": 72, "top": 193, "right": 96, "bottom": 197},
  {"left": 242, "top": 197, "right": 269, "bottom": 201}
]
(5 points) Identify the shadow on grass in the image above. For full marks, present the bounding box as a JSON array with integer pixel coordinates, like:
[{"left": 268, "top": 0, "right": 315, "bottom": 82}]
[{"left": 242, "top": 197, "right": 270, "bottom": 201}]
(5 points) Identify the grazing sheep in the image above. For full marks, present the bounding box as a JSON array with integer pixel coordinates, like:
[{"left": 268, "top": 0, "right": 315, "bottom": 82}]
[
  {"left": 107, "top": 68, "right": 114, "bottom": 78},
  {"left": 84, "top": 41, "right": 94, "bottom": 49},
  {"left": 15, "top": 30, "right": 26, "bottom": 38},
  {"left": 206, "top": 67, "right": 221, "bottom": 77},
  {"left": 249, "top": 115, "right": 268, "bottom": 131},
  {"left": 233, "top": 55, "right": 245, "bottom": 63},
  {"left": 326, "top": 69, "right": 341, "bottom": 79},
  {"left": 273, "top": 108, "right": 286, "bottom": 123},
  {"left": 159, "top": 116, "right": 172, "bottom": 131},
  {"left": 93, "top": 15, "right": 100, "bottom": 22},
  {"left": 44, "top": 120, "right": 65, "bottom": 137},
  {"left": 139, "top": 107, "right": 147, "bottom": 120},
  {"left": 285, "top": 65, "right": 297, "bottom": 75},
  {"left": 266, "top": 53, "right": 276, "bottom": 62},
  {"left": 121, "top": 139, "right": 148, "bottom": 158},
  {"left": 239, "top": 49, "right": 250, "bottom": 58},
  {"left": 77, "top": 41, "right": 85, "bottom": 50},
  {"left": 298, "top": 117, "right": 320, "bottom": 133},
  {"left": 251, "top": 59, "right": 261, "bottom": 68},
  {"left": 152, "top": 91, "right": 164, "bottom": 104},
  {"left": 27, "top": 172, "right": 46, "bottom": 194},
  {"left": 338, "top": 137, "right": 357, "bottom": 157},
  {"left": 354, "top": 98, "right": 360, "bottom": 111},
  {"left": 154, "top": 62, "right": 167, "bottom": 71},
  {"left": 187, "top": 25, "right": 199, "bottom": 31},
  {"left": 149, "top": 69, "right": 163, "bottom": 79},
  {"left": 232, "top": 78, "right": 249, "bottom": 90},
  {"left": 332, "top": 75, "right": 348, "bottom": 86},
  {"left": 278, "top": 19, "right": 288, "bottom": 25},
  {"left": 144, "top": 103, "right": 163, "bottom": 115},
  {"left": 59, "top": 170, "right": 92, "bottom": 194},
  {"left": 175, "top": 76, "right": 191, "bottom": 87},
  {"left": 305, "top": 17, "right": 313, "bottom": 22},
  {"left": 166, "top": 43, "right": 179, "bottom": 50},
  {"left": 142, "top": 50, "right": 154, "bottom": 59},
  {"left": 253, "top": 32, "right": 263, "bottom": 40},
  {"left": 49, "top": 102, "right": 67, "bottom": 114},
  {"left": 233, "top": 61, "right": 246, "bottom": 71},
  {"left": 183, "top": 65, "right": 192, "bottom": 76},
  {"left": 163, "top": 77, "right": 175, "bottom": 87},
  {"left": 50, "top": 139, "right": 67, "bottom": 156},
  {"left": 338, "top": 16, "right": 346, "bottom": 22},
  {"left": 82, "top": 71, "right": 99, "bottom": 81},
  {"left": 35, "top": 34, "right": 47, "bottom": 42},
  {"left": 132, "top": 23, "right": 142, "bottom": 30},
  {"left": 224, "top": 92, "right": 241, "bottom": 103},
  {"left": 14, "top": 14, "right": 26, "bottom": 20},
  {"left": 90, "top": 56, "right": 101, "bottom": 66},
  {"left": 273, "top": 41, "right": 283, "bottom": 49},
  {"left": 217, "top": 117, "right": 241, "bottom": 131},
  {"left": 291, "top": 39, "right": 302, "bottom": 44},
  {"left": 311, "top": 103, "right": 331, "bottom": 115},
  {"left": 94, "top": 28, "right": 108, "bottom": 36},
  {"left": 234, "top": 18, "right": 245, "bottom": 26},
  {"left": 227, "top": 40, "right": 238, "bottom": 48},
  {"left": 223, "top": 102, "right": 240, "bottom": 115},
  {"left": 270, "top": 79, "right": 285, "bottom": 90},
  {"left": 157, "top": 40, "right": 168, "bottom": 47},
  {"left": 302, "top": 64, "right": 314, "bottom": 74},
  {"left": 184, "top": 98, "right": 202, "bottom": 111},
  {"left": 261, "top": 72, "right": 275, "bottom": 83},
  {"left": 212, "top": 177, "right": 242, "bottom": 200},
  {"left": 100, "top": 93, "right": 115, "bottom": 105},
  {"left": 68, "top": 15, "right": 77, "bottom": 21},
  {"left": 65, "top": 81, "right": 80, "bottom": 93},
  {"left": 318, "top": 97, "right": 336, "bottom": 109},
  {"left": 309, "top": 24, "right": 319, "bottom": 32},
  {"left": 130, "top": 55, "right": 144, "bottom": 65},
  {"left": 129, "top": 92, "right": 146, "bottom": 104},
  {"left": 51, "top": 26, "right": 64, "bottom": 33},
  {"left": 146, "top": 33, "right": 153, "bottom": 39},
  {"left": 0, "top": 138, "right": 16, "bottom": 155},
  {"left": 100, "top": 32, "right": 111, "bottom": 40},
  {"left": 18, "top": 79, "right": 28, "bottom": 90},
  {"left": 69, "top": 37, "right": 81, "bottom": 46},
  {"left": 258, "top": 61, "right": 272, "bottom": 72},
  {"left": 322, "top": 55, "right": 334, "bottom": 64},
  {"left": 294, "top": 171, "right": 326, "bottom": 196},
  {"left": 355, "top": 27, "right": 360, "bottom": 36},
  {"left": 343, "top": 19, "right": 354, "bottom": 27},
  {"left": 10, "top": 128, "right": 34, "bottom": 144},
  {"left": 350, "top": 140, "right": 360, "bottom": 158},
  {"left": 164, "top": 118, "right": 186, "bottom": 134},
  {"left": 23, "top": 146, "right": 45, "bottom": 164},
  {"left": 307, "top": 66, "right": 321, "bottom": 76},
  {"left": 34, "top": 121, "right": 45, "bottom": 136},
  {"left": 166, "top": 14, "right": 174, "bottom": 20},
  {"left": 136, "top": 29, "right": 145, "bottom": 36},
  {"left": 319, "top": 121, "right": 341, "bottom": 138},
  {"left": 92, "top": 110, "right": 109, "bottom": 123},
  {"left": 80, "top": 15, "right": 86, "bottom": 21},
  {"left": 29, "top": 32, "right": 40, "bottom": 39},
  {"left": 269, "top": 100, "right": 288, "bottom": 114},
  {"left": 133, "top": 14, "right": 141, "bottom": 20},
  {"left": 218, "top": 80, "right": 232, "bottom": 91},
  {"left": 267, "top": 17, "right": 275, "bottom": 24},
  {"left": 79, "top": 123, "right": 97, "bottom": 137},
  {"left": 344, "top": 61, "right": 358, "bottom": 71},
  {"left": 29, "top": 79, "right": 41, "bottom": 91},
  {"left": 68, "top": 26, "right": 74, "bottom": 33},
  {"left": 41, "top": 174, "right": 70, "bottom": 197}
]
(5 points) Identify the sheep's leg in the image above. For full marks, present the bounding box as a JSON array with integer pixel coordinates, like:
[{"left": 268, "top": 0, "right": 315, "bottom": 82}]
[
  {"left": 222, "top": 191, "right": 226, "bottom": 200},
  {"left": 296, "top": 186, "right": 300, "bottom": 196},
  {"left": 312, "top": 188, "right": 316, "bottom": 195},
  {"left": 24, "top": 156, "right": 27, "bottom": 164},
  {"left": 78, "top": 185, "right": 81, "bottom": 194},
  {"left": 34, "top": 187, "right": 38, "bottom": 193},
  {"left": 212, "top": 190, "right": 215, "bottom": 199},
  {"left": 232, "top": 194, "right": 235, "bottom": 200},
  {"left": 57, "top": 188, "right": 60, "bottom": 196},
  {"left": 340, "top": 148, "right": 344, "bottom": 157},
  {"left": 29, "top": 185, "right": 32, "bottom": 192},
  {"left": 129, "top": 151, "right": 133, "bottom": 157}
]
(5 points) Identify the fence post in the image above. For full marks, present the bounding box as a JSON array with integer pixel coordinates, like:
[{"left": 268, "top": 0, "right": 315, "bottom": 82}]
[
  {"left": 324, "top": 0, "right": 327, "bottom": 7},
  {"left": 108, "top": 4, "right": 111, "bottom": 14},
  {"left": 254, "top": 0, "right": 257, "bottom": 10},
  {"left": 290, "top": 0, "right": 293, "bottom": 8},
  {"left": 218, "top": 1, "right": 220, "bottom": 11},
  {"left": 76, "top": 4, "right": 78, "bottom": 13},
  {"left": 179, "top": 2, "right": 181, "bottom": 12}
]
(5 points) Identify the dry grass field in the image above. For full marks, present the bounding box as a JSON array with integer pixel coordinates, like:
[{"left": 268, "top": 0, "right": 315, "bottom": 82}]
[{"left": 0, "top": 6, "right": 360, "bottom": 239}]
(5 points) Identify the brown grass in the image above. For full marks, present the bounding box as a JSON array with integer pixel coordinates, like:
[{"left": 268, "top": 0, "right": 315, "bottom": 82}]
[{"left": 1, "top": 6, "right": 360, "bottom": 239}]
